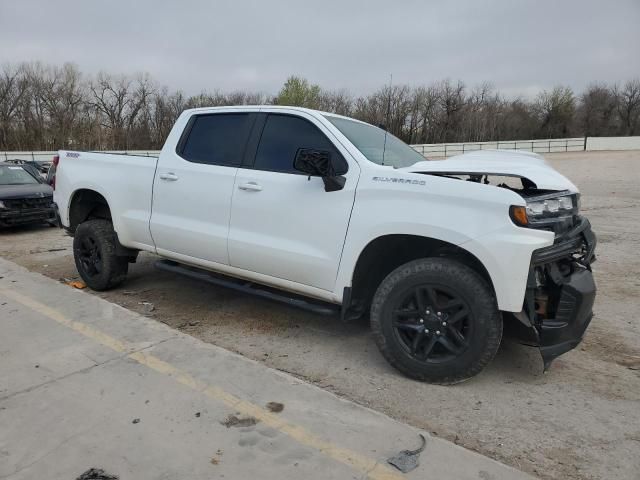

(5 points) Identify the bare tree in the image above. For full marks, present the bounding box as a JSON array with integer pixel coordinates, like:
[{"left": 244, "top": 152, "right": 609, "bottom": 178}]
[
  {"left": 436, "top": 80, "right": 466, "bottom": 143},
  {"left": 318, "top": 89, "right": 353, "bottom": 116},
  {"left": 0, "top": 64, "right": 29, "bottom": 149},
  {"left": 89, "top": 72, "right": 146, "bottom": 149},
  {"left": 578, "top": 83, "right": 617, "bottom": 137},
  {"left": 408, "top": 85, "right": 440, "bottom": 144},
  {"left": 614, "top": 79, "right": 640, "bottom": 135}
]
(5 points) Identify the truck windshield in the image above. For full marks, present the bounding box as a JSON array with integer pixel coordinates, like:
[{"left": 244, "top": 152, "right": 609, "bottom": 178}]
[
  {"left": 0, "top": 165, "right": 39, "bottom": 185},
  {"left": 325, "top": 116, "right": 427, "bottom": 168}
]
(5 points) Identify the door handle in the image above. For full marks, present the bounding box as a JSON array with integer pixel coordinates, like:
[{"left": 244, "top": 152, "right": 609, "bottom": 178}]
[
  {"left": 238, "top": 182, "right": 263, "bottom": 192},
  {"left": 159, "top": 172, "right": 179, "bottom": 181}
]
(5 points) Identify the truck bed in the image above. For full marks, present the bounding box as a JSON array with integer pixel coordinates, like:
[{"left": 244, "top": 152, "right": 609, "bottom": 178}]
[{"left": 54, "top": 150, "right": 159, "bottom": 250}]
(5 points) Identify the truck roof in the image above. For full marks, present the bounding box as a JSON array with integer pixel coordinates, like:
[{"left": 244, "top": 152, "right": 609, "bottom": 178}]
[
  {"left": 184, "top": 105, "right": 317, "bottom": 114},
  {"left": 181, "top": 105, "right": 370, "bottom": 126}
]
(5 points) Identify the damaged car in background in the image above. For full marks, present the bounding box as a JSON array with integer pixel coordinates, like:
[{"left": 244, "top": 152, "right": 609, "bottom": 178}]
[
  {"left": 0, "top": 161, "right": 57, "bottom": 228},
  {"left": 51, "top": 106, "right": 596, "bottom": 383}
]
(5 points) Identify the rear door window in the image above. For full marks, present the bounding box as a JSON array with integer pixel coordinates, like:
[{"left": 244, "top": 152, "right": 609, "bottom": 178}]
[{"left": 179, "top": 113, "right": 252, "bottom": 166}]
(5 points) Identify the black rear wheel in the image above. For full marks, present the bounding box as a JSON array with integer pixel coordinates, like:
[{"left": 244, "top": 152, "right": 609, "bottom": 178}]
[
  {"left": 73, "top": 219, "right": 128, "bottom": 291},
  {"left": 371, "top": 258, "right": 502, "bottom": 384}
]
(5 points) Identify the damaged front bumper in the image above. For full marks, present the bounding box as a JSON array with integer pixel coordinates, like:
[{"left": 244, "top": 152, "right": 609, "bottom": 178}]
[
  {"left": 509, "top": 217, "right": 597, "bottom": 369},
  {"left": 0, "top": 206, "right": 57, "bottom": 227}
]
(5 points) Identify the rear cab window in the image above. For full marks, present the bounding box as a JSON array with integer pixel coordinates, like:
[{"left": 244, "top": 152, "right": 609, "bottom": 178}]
[{"left": 178, "top": 113, "right": 253, "bottom": 166}]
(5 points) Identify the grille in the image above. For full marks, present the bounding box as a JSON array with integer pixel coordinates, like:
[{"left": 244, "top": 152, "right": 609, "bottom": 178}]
[{"left": 2, "top": 196, "right": 53, "bottom": 209}]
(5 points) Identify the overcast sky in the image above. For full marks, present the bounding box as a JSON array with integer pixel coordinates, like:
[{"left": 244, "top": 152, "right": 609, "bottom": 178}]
[{"left": 1, "top": 0, "right": 639, "bottom": 98}]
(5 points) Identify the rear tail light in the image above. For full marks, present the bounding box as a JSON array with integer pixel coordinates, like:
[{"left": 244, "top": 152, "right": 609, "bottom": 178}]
[{"left": 51, "top": 154, "right": 60, "bottom": 189}]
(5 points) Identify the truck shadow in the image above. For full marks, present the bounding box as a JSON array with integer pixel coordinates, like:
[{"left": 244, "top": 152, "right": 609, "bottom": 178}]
[
  {"left": 0, "top": 223, "right": 55, "bottom": 235},
  {"left": 115, "top": 252, "right": 545, "bottom": 385}
]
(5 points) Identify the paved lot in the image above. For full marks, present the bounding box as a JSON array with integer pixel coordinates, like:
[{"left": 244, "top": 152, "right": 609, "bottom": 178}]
[
  {"left": 1, "top": 150, "right": 639, "bottom": 479},
  {"left": 0, "top": 258, "right": 532, "bottom": 480}
]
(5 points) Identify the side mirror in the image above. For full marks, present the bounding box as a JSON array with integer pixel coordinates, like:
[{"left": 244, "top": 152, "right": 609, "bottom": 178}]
[
  {"left": 294, "top": 148, "right": 346, "bottom": 192},
  {"left": 294, "top": 148, "right": 332, "bottom": 176}
]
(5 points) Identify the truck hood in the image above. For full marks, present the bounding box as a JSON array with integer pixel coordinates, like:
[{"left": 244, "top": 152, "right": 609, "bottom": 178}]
[
  {"left": 402, "top": 150, "right": 578, "bottom": 192},
  {"left": 0, "top": 183, "right": 53, "bottom": 200}
]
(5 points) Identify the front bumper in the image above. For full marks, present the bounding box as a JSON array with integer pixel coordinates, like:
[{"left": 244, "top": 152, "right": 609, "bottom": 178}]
[
  {"left": 0, "top": 206, "right": 57, "bottom": 227},
  {"left": 511, "top": 217, "right": 597, "bottom": 368}
]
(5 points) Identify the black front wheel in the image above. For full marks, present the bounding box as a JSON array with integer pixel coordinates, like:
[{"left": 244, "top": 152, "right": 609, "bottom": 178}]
[
  {"left": 371, "top": 258, "right": 502, "bottom": 384},
  {"left": 73, "top": 219, "right": 128, "bottom": 291}
]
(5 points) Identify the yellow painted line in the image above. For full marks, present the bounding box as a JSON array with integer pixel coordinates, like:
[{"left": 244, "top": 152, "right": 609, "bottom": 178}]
[{"left": 1, "top": 288, "right": 402, "bottom": 480}]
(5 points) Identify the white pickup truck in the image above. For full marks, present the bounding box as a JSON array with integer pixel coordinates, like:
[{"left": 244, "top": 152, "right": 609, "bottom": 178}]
[{"left": 52, "top": 106, "right": 596, "bottom": 383}]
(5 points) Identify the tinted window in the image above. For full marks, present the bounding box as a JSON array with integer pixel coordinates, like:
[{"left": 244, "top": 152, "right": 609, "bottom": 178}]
[
  {"left": 254, "top": 114, "right": 346, "bottom": 174},
  {"left": 180, "top": 113, "right": 251, "bottom": 166}
]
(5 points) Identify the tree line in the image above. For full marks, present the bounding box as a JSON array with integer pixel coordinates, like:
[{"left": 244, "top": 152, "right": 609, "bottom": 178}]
[{"left": 1, "top": 62, "right": 639, "bottom": 151}]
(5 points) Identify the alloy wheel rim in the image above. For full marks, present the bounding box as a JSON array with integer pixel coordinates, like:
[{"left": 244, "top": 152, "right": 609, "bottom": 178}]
[
  {"left": 78, "top": 235, "right": 102, "bottom": 277},
  {"left": 391, "top": 285, "right": 473, "bottom": 364}
]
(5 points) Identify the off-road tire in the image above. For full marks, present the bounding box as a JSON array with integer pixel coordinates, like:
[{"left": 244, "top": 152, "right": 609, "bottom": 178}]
[
  {"left": 370, "top": 258, "right": 502, "bottom": 384},
  {"left": 73, "top": 219, "right": 128, "bottom": 291}
]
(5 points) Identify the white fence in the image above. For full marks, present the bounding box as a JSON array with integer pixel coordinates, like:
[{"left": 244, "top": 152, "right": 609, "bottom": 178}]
[
  {"left": 413, "top": 136, "right": 640, "bottom": 157},
  {"left": 412, "top": 138, "right": 587, "bottom": 157},
  {"left": 2, "top": 136, "right": 640, "bottom": 163},
  {"left": 585, "top": 136, "right": 640, "bottom": 151}
]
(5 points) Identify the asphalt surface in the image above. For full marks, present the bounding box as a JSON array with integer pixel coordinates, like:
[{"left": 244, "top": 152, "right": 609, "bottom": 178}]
[{"left": 0, "top": 257, "right": 533, "bottom": 480}]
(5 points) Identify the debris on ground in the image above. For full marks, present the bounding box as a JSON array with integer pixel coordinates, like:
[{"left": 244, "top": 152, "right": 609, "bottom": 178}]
[
  {"left": 138, "top": 301, "right": 155, "bottom": 314},
  {"left": 266, "top": 401, "right": 284, "bottom": 413},
  {"left": 616, "top": 355, "right": 640, "bottom": 370},
  {"left": 220, "top": 414, "right": 259, "bottom": 428},
  {"left": 47, "top": 248, "right": 67, "bottom": 252},
  {"left": 76, "top": 468, "right": 119, "bottom": 480},
  {"left": 387, "top": 434, "right": 427, "bottom": 473},
  {"left": 132, "top": 418, "right": 140, "bottom": 424},
  {"left": 195, "top": 412, "right": 201, "bottom": 417},
  {"left": 210, "top": 448, "right": 224, "bottom": 465},
  {"left": 67, "top": 280, "right": 86, "bottom": 289}
]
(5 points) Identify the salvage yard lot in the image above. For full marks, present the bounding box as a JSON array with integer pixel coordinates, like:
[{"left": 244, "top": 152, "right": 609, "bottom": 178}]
[{"left": 1, "top": 150, "right": 639, "bottom": 480}]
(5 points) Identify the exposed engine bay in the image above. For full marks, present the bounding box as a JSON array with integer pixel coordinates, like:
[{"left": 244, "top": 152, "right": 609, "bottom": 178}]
[{"left": 426, "top": 171, "right": 554, "bottom": 198}]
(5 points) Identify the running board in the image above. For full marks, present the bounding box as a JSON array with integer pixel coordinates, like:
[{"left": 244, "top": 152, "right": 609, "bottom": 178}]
[{"left": 154, "top": 260, "right": 338, "bottom": 316}]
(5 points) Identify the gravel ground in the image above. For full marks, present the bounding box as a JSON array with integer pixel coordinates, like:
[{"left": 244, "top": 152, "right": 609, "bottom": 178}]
[{"left": 1, "top": 150, "right": 639, "bottom": 480}]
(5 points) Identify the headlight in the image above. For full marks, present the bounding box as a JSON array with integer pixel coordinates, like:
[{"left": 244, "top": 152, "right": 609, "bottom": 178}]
[
  {"left": 525, "top": 193, "right": 577, "bottom": 220},
  {"left": 511, "top": 192, "right": 579, "bottom": 227}
]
